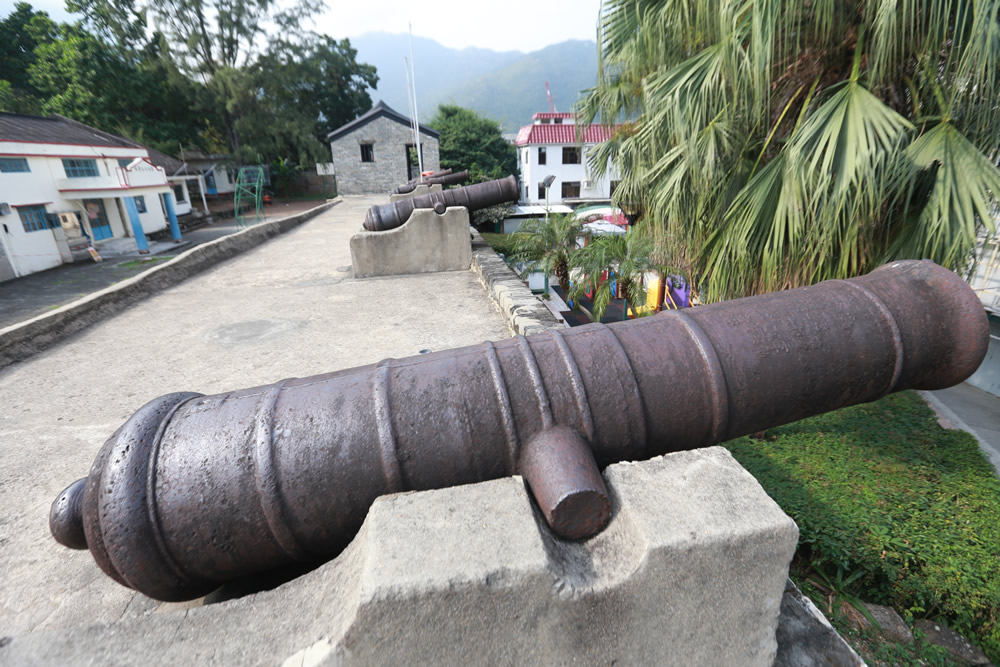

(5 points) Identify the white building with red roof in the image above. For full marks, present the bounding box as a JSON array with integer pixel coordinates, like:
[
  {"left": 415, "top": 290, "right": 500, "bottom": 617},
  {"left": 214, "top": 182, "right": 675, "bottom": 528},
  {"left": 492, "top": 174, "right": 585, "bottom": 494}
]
[{"left": 514, "top": 112, "right": 620, "bottom": 206}]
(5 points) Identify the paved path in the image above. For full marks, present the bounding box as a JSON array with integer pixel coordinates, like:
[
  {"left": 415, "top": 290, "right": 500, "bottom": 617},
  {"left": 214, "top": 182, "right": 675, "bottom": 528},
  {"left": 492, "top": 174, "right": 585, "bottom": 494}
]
[
  {"left": 0, "top": 195, "right": 508, "bottom": 637},
  {"left": 0, "top": 201, "right": 324, "bottom": 328},
  {"left": 925, "top": 382, "right": 1000, "bottom": 477}
]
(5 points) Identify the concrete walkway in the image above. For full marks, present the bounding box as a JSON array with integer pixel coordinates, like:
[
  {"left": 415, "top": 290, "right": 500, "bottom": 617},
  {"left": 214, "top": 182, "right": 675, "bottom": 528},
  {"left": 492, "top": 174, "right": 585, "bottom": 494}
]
[
  {"left": 0, "top": 195, "right": 509, "bottom": 637},
  {"left": 924, "top": 382, "right": 1000, "bottom": 477},
  {"left": 0, "top": 201, "right": 322, "bottom": 329}
]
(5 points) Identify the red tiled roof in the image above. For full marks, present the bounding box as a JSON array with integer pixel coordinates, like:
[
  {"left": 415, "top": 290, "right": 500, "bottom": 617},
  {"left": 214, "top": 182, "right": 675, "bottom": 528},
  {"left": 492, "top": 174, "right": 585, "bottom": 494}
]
[
  {"left": 532, "top": 112, "right": 575, "bottom": 120},
  {"left": 514, "top": 124, "right": 618, "bottom": 146}
]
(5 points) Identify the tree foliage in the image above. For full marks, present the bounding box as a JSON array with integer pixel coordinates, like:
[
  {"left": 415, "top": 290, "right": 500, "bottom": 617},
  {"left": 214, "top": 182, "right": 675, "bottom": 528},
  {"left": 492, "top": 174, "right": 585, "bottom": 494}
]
[
  {"left": 429, "top": 104, "right": 518, "bottom": 180},
  {"left": 1, "top": 1, "right": 378, "bottom": 166},
  {"left": 580, "top": 0, "right": 1000, "bottom": 301},
  {"left": 512, "top": 213, "right": 584, "bottom": 292},
  {"left": 569, "top": 230, "right": 656, "bottom": 321}
]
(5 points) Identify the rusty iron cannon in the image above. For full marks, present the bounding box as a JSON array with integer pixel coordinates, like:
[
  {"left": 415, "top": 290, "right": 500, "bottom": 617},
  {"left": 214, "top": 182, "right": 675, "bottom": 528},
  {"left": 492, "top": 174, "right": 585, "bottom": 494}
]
[
  {"left": 364, "top": 175, "right": 518, "bottom": 231},
  {"left": 392, "top": 170, "right": 470, "bottom": 194},
  {"left": 406, "top": 168, "right": 452, "bottom": 184},
  {"left": 49, "top": 261, "right": 988, "bottom": 601}
]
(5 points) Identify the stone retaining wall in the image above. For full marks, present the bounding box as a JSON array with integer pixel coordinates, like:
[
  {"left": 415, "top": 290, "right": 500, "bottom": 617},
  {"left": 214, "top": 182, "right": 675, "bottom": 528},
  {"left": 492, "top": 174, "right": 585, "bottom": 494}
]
[{"left": 470, "top": 229, "right": 564, "bottom": 336}]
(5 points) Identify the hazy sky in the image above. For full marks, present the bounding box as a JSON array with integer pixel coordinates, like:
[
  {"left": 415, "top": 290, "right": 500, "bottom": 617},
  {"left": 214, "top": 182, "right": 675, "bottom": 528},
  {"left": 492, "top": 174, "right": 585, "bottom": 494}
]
[{"left": 2, "top": 0, "right": 602, "bottom": 53}]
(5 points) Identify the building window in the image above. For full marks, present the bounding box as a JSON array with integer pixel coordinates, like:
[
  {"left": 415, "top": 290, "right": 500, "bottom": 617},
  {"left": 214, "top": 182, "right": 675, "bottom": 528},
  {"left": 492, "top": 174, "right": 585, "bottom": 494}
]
[
  {"left": 360, "top": 144, "right": 375, "bottom": 162},
  {"left": 18, "top": 205, "right": 50, "bottom": 232},
  {"left": 561, "top": 181, "right": 581, "bottom": 199},
  {"left": 610, "top": 180, "right": 621, "bottom": 197},
  {"left": 173, "top": 185, "right": 187, "bottom": 203},
  {"left": 554, "top": 118, "right": 563, "bottom": 124},
  {"left": 62, "top": 158, "right": 99, "bottom": 178},
  {"left": 538, "top": 183, "right": 547, "bottom": 200},
  {"left": 538, "top": 147, "right": 546, "bottom": 165},
  {"left": 0, "top": 157, "right": 30, "bottom": 173},
  {"left": 562, "top": 147, "right": 581, "bottom": 164},
  {"left": 133, "top": 195, "right": 147, "bottom": 213},
  {"left": 117, "top": 158, "right": 133, "bottom": 168}
]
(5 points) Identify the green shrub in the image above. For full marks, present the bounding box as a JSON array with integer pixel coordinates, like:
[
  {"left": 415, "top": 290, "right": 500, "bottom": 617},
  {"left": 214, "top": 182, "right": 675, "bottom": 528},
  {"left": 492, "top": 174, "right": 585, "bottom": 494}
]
[
  {"left": 482, "top": 232, "right": 535, "bottom": 260},
  {"left": 724, "top": 392, "right": 1000, "bottom": 661}
]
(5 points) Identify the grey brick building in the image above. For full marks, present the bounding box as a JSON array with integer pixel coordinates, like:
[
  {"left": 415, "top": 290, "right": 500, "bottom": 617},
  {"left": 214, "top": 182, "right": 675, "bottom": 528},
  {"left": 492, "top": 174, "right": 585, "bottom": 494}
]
[{"left": 328, "top": 101, "right": 440, "bottom": 195}]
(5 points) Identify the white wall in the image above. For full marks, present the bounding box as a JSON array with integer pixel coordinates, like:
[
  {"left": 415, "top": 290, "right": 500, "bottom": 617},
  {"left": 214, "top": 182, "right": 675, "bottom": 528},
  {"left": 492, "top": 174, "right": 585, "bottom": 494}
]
[
  {"left": 519, "top": 143, "right": 619, "bottom": 204},
  {"left": 0, "top": 142, "right": 171, "bottom": 277}
]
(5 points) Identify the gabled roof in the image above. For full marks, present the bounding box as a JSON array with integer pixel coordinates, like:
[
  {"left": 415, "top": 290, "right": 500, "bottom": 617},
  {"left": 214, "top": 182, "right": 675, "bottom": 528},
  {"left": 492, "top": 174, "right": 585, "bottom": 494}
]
[
  {"left": 326, "top": 100, "right": 440, "bottom": 142},
  {"left": 0, "top": 112, "right": 145, "bottom": 150},
  {"left": 515, "top": 123, "right": 619, "bottom": 146},
  {"left": 145, "top": 147, "right": 197, "bottom": 177}
]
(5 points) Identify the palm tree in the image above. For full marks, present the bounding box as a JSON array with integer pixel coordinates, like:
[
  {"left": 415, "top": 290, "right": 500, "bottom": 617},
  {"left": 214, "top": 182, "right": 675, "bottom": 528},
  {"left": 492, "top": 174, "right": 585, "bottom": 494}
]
[
  {"left": 579, "top": 1, "right": 1000, "bottom": 302},
  {"left": 569, "top": 229, "right": 656, "bottom": 321},
  {"left": 511, "top": 213, "right": 585, "bottom": 293}
]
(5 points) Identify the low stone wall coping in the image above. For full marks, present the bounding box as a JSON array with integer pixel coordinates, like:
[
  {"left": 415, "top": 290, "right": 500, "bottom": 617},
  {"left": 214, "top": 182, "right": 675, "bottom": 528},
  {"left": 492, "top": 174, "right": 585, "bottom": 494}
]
[{"left": 470, "top": 229, "right": 564, "bottom": 337}]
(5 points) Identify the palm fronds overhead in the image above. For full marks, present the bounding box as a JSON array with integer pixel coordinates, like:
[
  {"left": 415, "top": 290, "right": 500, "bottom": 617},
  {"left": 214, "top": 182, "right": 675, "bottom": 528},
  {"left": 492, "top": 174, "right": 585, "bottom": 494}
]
[{"left": 580, "top": 0, "right": 1000, "bottom": 301}]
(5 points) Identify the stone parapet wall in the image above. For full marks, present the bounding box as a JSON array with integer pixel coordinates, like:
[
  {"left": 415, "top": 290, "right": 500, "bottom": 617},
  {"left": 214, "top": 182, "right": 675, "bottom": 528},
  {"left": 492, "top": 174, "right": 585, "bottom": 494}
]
[{"left": 470, "top": 228, "right": 564, "bottom": 337}]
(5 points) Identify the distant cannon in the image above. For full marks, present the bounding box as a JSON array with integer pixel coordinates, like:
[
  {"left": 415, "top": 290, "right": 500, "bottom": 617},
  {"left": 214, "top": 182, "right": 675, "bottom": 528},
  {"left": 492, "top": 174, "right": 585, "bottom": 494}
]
[
  {"left": 392, "top": 170, "right": 470, "bottom": 194},
  {"left": 365, "top": 175, "right": 519, "bottom": 232},
  {"left": 406, "top": 168, "right": 452, "bottom": 185},
  {"left": 49, "top": 261, "right": 988, "bottom": 601}
]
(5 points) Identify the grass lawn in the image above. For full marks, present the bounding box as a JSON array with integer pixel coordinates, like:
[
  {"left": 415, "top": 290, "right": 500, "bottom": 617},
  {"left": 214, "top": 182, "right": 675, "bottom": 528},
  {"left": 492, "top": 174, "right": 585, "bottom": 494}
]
[{"left": 723, "top": 391, "right": 1000, "bottom": 663}]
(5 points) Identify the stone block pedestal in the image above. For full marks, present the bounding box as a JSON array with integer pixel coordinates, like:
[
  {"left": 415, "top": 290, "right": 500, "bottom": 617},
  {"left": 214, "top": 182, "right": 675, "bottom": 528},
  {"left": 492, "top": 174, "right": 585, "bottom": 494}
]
[
  {"left": 2, "top": 447, "right": 801, "bottom": 665},
  {"left": 350, "top": 206, "right": 472, "bottom": 278}
]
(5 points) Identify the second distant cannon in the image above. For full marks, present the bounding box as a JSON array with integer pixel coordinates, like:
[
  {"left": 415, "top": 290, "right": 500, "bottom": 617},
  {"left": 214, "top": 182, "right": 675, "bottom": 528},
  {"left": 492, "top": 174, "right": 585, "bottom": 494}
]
[{"left": 365, "top": 175, "right": 519, "bottom": 232}]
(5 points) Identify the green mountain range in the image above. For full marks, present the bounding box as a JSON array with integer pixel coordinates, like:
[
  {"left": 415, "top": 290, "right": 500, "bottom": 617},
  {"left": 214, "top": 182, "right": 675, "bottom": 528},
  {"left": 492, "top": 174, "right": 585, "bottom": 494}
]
[{"left": 350, "top": 33, "right": 598, "bottom": 132}]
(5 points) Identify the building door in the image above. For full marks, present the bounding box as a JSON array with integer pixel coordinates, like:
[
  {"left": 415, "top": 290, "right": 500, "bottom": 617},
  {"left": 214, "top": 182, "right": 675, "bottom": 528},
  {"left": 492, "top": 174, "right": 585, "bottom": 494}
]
[
  {"left": 405, "top": 144, "right": 420, "bottom": 181},
  {"left": 83, "top": 199, "right": 113, "bottom": 241},
  {"left": 205, "top": 170, "right": 218, "bottom": 195}
]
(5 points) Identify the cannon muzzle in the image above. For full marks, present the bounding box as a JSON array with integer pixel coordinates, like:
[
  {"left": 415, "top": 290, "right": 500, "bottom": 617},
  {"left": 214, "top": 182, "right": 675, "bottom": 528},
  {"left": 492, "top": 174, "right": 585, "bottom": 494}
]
[
  {"left": 364, "top": 175, "right": 518, "bottom": 231},
  {"left": 51, "top": 261, "right": 989, "bottom": 601}
]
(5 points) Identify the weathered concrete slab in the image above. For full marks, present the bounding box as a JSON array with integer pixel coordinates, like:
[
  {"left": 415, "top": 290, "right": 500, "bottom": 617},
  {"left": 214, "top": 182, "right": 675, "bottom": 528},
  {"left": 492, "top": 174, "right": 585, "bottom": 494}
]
[
  {"left": 350, "top": 206, "right": 472, "bottom": 278},
  {"left": 0, "top": 200, "right": 338, "bottom": 370},
  {"left": 388, "top": 183, "right": 441, "bottom": 202},
  {"left": 0, "top": 195, "right": 509, "bottom": 640},
  {"left": 1, "top": 447, "right": 798, "bottom": 665}
]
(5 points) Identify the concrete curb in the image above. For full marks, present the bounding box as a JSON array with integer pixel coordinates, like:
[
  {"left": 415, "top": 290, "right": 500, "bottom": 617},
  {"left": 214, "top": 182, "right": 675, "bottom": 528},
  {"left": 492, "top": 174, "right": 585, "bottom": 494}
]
[
  {"left": 0, "top": 200, "right": 340, "bottom": 371},
  {"left": 470, "top": 229, "right": 564, "bottom": 337}
]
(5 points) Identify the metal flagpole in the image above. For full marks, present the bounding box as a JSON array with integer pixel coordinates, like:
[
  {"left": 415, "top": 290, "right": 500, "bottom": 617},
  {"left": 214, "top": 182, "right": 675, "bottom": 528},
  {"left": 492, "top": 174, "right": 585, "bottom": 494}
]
[
  {"left": 403, "top": 57, "right": 420, "bottom": 182},
  {"left": 408, "top": 22, "right": 425, "bottom": 181}
]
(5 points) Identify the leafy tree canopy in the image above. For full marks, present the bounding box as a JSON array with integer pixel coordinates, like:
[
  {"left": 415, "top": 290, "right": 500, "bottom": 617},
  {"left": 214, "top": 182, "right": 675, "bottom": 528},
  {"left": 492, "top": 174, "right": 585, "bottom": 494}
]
[
  {"left": 429, "top": 104, "right": 518, "bottom": 180},
  {"left": 1, "top": 1, "right": 378, "bottom": 166},
  {"left": 580, "top": 0, "right": 1000, "bottom": 301}
]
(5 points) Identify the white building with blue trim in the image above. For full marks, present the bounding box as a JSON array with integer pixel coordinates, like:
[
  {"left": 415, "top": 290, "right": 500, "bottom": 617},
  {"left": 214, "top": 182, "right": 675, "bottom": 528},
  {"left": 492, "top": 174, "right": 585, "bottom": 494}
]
[{"left": 0, "top": 112, "right": 183, "bottom": 282}]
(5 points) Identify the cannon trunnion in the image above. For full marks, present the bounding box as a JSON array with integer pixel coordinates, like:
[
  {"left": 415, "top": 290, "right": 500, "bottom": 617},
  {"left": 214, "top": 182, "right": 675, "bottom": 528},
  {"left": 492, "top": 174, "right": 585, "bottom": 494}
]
[{"left": 50, "top": 261, "right": 989, "bottom": 601}]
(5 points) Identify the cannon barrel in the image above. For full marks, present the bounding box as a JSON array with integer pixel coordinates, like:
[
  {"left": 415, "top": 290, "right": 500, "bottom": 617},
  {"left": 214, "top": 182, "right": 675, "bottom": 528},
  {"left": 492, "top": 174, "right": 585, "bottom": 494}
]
[
  {"left": 392, "top": 170, "right": 470, "bottom": 194},
  {"left": 50, "top": 261, "right": 988, "bottom": 601},
  {"left": 364, "top": 175, "right": 518, "bottom": 231},
  {"left": 406, "top": 168, "right": 452, "bottom": 185}
]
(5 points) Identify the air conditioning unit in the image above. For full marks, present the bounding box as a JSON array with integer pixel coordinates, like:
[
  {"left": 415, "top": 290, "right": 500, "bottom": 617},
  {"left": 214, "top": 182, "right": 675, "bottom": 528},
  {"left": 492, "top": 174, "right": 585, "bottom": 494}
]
[{"left": 582, "top": 180, "right": 593, "bottom": 189}]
